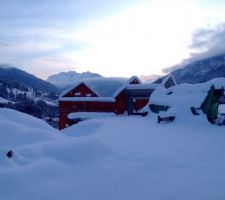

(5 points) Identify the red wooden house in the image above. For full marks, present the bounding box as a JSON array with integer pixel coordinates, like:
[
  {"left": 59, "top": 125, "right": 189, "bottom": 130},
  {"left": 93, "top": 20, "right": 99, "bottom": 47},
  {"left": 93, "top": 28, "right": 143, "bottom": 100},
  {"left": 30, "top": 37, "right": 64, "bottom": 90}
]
[{"left": 59, "top": 76, "right": 176, "bottom": 129}]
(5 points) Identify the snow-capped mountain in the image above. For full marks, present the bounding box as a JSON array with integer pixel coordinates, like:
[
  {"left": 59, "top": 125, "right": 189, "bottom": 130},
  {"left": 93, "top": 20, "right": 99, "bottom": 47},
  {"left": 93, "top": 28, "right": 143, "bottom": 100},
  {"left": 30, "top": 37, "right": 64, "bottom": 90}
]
[
  {"left": 170, "top": 54, "right": 225, "bottom": 84},
  {"left": 47, "top": 71, "right": 102, "bottom": 88},
  {"left": 0, "top": 65, "right": 60, "bottom": 127}
]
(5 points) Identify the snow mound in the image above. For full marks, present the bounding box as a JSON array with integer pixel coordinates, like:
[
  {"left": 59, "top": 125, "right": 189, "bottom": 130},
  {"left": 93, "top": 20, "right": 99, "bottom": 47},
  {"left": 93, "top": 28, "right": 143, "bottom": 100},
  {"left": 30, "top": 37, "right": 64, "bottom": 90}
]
[
  {"left": 0, "top": 108, "right": 61, "bottom": 147},
  {"left": 148, "top": 77, "right": 225, "bottom": 123},
  {"left": 1, "top": 97, "right": 225, "bottom": 200}
]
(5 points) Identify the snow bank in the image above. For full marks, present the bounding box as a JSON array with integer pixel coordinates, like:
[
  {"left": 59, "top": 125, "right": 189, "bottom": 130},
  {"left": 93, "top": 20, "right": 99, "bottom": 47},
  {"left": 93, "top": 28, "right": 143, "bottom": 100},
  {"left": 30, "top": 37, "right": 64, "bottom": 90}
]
[
  {"left": 0, "top": 108, "right": 61, "bottom": 147},
  {"left": 62, "top": 116, "right": 225, "bottom": 200},
  {"left": 1, "top": 104, "right": 225, "bottom": 200}
]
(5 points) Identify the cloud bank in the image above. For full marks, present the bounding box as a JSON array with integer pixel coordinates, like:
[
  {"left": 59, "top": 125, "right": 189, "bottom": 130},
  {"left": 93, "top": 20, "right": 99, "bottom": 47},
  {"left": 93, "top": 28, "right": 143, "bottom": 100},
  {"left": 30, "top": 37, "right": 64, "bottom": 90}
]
[{"left": 163, "top": 23, "right": 225, "bottom": 73}]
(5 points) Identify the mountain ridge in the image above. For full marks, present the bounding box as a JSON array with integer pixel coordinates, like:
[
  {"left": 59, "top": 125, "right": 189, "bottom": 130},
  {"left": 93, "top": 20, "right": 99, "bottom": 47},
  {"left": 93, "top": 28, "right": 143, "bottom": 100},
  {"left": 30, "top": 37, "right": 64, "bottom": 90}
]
[
  {"left": 155, "top": 54, "right": 225, "bottom": 84},
  {"left": 0, "top": 65, "right": 59, "bottom": 93},
  {"left": 47, "top": 70, "right": 102, "bottom": 88}
]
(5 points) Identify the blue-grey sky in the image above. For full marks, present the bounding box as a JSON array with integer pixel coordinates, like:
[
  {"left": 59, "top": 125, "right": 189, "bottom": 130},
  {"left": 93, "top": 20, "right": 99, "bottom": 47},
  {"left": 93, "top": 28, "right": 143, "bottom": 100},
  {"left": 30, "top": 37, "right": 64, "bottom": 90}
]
[{"left": 1, "top": 0, "right": 225, "bottom": 79}]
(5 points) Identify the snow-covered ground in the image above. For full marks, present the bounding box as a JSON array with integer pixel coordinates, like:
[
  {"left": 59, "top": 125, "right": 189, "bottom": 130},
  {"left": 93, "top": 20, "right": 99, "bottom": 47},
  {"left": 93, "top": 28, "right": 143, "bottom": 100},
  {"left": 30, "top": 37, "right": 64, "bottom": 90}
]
[{"left": 1, "top": 107, "right": 225, "bottom": 200}]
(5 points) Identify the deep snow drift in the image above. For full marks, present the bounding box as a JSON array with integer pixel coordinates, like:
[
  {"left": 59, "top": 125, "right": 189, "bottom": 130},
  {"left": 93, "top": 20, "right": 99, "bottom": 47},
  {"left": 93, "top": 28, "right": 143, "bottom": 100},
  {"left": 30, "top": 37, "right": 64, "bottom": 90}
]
[{"left": 1, "top": 107, "right": 225, "bottom": 200}]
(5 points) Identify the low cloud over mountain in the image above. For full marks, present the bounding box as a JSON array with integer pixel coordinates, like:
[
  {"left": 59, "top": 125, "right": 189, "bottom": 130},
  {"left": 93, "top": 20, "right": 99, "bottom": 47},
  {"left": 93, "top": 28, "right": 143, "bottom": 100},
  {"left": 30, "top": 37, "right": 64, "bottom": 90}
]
[{"left": 164, "top": 23, "right": 225, "bottom": 74}]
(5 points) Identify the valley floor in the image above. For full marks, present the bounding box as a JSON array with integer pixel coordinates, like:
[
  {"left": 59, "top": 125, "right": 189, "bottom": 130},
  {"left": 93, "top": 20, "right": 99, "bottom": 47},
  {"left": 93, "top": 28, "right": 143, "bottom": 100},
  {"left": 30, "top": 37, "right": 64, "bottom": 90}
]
[{"left": 1, "top": 108, "right": 225, "bottom": 200}]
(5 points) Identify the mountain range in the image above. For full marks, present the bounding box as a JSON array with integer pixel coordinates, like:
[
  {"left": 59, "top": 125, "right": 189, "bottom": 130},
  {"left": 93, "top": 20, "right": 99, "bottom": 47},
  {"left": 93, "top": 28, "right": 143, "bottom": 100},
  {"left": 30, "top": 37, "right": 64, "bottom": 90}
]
[
  {"left": 47, "top": 71, "right": 162, "bottom": 88},
  {"left": 169, "top": 54, "right": 225, "bottom": 84},
  {"left": 48, "top": 54, "right": 225, "bottom": 88},
  {"left": 47, "top": 71, "right": 102, "bottom": 88},
  {"left": 0, "top": 65, "right": 59, "bottom": 93}
]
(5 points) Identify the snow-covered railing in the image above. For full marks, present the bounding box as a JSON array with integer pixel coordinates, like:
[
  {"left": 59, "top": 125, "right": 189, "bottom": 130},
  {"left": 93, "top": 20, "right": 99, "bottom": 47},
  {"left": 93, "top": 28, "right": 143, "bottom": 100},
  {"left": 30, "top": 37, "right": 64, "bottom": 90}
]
[{"left": 68, "top": 112, "right": 116, "bottom": 120}]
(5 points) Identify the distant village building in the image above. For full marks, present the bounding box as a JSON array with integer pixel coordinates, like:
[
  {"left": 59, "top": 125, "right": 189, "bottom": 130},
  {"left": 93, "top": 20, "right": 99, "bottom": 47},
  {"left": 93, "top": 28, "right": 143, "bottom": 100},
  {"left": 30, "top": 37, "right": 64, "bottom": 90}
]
[{"left": 59, "top": 76, "right": 176, "bottom": 129}]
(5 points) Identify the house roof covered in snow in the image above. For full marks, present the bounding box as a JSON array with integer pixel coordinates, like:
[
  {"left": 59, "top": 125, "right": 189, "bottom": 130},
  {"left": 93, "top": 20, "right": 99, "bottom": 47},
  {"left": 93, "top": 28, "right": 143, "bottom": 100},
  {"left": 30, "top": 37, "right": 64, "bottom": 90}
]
[
  {"left": 60, "top": 75, "right": 178, "bottom": 101},
  {"left": 60, "top": 77, "right": 128, "bottom": 98},
  {"left": 126, "top": 75, "right": 176, "bottom": 91},
  {"left": 153, "top": 75, "right": 176, "bottom": 84},
  {"left": 127, "top": 76, "right": 141, "bottom": 84}
]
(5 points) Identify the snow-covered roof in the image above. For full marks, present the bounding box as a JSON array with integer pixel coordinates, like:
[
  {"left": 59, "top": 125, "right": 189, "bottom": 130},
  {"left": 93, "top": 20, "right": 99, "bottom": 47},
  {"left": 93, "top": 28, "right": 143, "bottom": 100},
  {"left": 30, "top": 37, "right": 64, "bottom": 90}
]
[
  {"left": 127, "top": 76, "right": 141, "bottom": 84},
  {"left": 113, "top": 85, "right": 126, "bottom": 98},
  {"left": 68, "top": 112, "right": 116, "bottom": 119},
  {"left": 153, "top": 74, "right": 177, "bottom": 85},
  {"left": 85, "top": 77, "right": 127, "bottom": 97},
  {"left": 60, "top": 81, "right": 100, "bottom": 98},
  {"left": 161, "top": 75, "right": 177, "bottom": 86},
  {"left": 59, "top": 97, "right": 116, "bottom": 102},
  {"left": 126, "top": 75, "right": 176, "bottom": 91},
  {"left": 60, "top": 75, "right": 177, "bottom": 101},
  {"left": 60, "top": 77, "right": 128, "bottom": 98}
]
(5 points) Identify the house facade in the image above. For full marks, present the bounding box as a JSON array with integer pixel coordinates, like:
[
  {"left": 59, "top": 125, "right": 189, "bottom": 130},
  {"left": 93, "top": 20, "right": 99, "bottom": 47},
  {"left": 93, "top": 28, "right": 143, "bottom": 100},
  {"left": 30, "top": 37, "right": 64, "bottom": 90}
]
[{"left": 59, "top": 76, "right": 176, "bottom": 129}]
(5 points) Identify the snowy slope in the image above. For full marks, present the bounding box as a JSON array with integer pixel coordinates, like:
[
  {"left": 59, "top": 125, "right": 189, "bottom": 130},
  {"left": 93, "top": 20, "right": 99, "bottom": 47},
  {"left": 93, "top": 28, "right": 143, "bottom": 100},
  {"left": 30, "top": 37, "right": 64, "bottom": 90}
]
[
  {"left": 170, "top": 54, "right": 225, "bottom": 84},
  {"left": 47, "top": 71, "right": 102, "bottom": 88},
  {"left": 1, "top": 101, "right": 225, "bottom": 200},
  {"left": 0, "top": 70, "right": 59, "bottom": 127},
  {"left": 0, "top": 65, "right": 59, "bottom": 93}
]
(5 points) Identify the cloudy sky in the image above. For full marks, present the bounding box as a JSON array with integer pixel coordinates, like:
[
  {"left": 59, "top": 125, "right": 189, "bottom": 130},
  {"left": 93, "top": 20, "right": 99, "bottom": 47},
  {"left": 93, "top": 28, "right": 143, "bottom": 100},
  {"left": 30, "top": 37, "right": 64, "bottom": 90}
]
[{"left": 1, "top": 0, "right": 225, "bottom": 79}]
